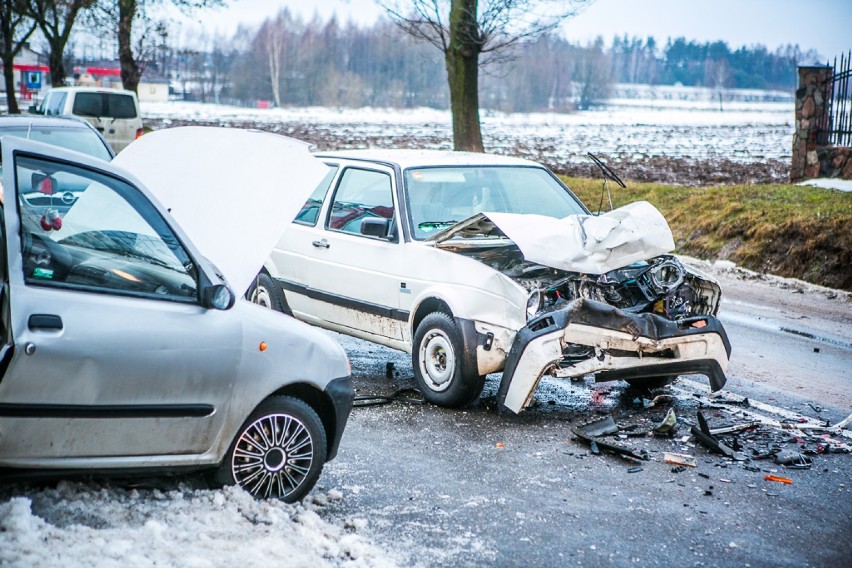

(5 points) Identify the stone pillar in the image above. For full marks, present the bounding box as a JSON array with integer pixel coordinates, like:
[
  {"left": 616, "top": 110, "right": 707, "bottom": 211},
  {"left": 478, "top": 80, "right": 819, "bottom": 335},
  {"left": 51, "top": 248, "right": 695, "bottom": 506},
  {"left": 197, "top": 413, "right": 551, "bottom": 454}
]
[{"left": 791, "top": 66, "right": 833, "bottom": 182}]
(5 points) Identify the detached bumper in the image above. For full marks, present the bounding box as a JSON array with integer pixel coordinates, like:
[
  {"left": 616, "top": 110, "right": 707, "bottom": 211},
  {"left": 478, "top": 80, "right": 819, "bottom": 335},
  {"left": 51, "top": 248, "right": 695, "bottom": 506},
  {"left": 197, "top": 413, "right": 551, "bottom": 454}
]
[{"left": 497, "top": 299, "right": 731, "bottom": 414}]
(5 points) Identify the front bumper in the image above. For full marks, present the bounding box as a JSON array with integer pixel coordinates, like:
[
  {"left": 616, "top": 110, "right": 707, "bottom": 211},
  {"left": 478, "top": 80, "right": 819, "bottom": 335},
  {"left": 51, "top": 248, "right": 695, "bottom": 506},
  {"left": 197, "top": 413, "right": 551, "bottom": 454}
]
[
  {"left": 497, "top": 299, "right": 731, "bottom": 414},
  {"left": 324, "top": 376, "right": 354, "bottom": 461}
]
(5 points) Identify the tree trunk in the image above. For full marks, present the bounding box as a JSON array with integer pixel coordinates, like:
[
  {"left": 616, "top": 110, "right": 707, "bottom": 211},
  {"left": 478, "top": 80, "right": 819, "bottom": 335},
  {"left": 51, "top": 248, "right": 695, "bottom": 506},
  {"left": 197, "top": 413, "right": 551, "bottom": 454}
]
[
  {"left": 47, "top": 42, "right": 66, "bottom": 87},
  {"left": 118, "top": 0, "right": 140, "bottom": 92},
  {"left": 445, "top": 0, "right": 483, "bottom": 152},
  {"left": 2, "top": 48, "right": 19, "bottom": 113}
]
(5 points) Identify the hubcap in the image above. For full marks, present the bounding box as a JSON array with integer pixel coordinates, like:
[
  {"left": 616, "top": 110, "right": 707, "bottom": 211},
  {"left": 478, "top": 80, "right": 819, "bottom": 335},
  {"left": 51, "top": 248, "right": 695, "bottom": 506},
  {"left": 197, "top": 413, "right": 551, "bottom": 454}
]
[
  {"left": 419, "top": 330, "right": 455, "bottom": 392},
  {"left": 231, "top": 413, "right": 313, "bottom": 499},
  {"left": 250, "top": 284, "right": 272, "bottom": 309}
]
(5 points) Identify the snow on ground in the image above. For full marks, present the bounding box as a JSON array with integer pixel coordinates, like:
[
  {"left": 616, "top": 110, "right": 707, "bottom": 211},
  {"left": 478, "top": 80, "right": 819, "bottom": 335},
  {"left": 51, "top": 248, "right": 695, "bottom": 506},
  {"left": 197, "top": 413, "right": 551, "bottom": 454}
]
[
  {"left": 0, "top": 482, "right": 397, "bottom": 568},
  {"left": 141, "top": 100, "right": 794, "bottom": 167},
  {"left": 797, "top": 177, "right": 852, "bottom": 192}
]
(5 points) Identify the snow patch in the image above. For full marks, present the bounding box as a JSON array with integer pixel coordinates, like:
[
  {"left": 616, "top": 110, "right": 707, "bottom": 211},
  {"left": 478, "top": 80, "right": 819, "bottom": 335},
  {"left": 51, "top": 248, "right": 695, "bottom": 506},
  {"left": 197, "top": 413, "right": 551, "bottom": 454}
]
[
  {"left": 797, "top": 177, "right": 852, "bottom": 192},
  {"left": 0, "top": 482, "right": 397, "bottom": 568}
]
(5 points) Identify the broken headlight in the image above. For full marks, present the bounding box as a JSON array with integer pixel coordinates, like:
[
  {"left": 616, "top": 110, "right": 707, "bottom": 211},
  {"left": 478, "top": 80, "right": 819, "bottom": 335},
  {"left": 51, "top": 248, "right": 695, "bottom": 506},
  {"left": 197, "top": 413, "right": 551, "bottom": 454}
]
[
  {"left": 647, "top": 258, "right": 685, "bottom": 294},
  {"left": 526, "top": 290, "right": 542, "bottom": 320}
]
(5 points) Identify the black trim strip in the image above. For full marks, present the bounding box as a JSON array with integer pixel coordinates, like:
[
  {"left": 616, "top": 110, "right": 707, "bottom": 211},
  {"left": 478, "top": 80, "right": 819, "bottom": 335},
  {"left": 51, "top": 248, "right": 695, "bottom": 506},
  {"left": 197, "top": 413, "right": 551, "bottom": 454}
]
[
  {"left": 277, "top": 278, "right": 410, "bottom": 322},
  {"left": 0, "top": 403, "right": 215, "bottom": 418}
]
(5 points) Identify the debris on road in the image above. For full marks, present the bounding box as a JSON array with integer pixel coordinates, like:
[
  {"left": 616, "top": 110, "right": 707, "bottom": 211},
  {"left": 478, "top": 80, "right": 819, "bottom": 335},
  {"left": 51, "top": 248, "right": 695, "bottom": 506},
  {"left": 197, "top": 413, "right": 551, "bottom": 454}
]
[
  {"left": 572, "top": 416, "right": 648, "bottom": 462},
  {"left": 653, "top": 408, "right": 678, "bottom": 436},
  {"left": 764, "top": 474, "right": 793, "bottom": 485},
  {"left": 690, "top": 411, "right": 747, "bottom": 461},
  {"left": 664, "top": 452, "right": 697, "bottom": 467}
]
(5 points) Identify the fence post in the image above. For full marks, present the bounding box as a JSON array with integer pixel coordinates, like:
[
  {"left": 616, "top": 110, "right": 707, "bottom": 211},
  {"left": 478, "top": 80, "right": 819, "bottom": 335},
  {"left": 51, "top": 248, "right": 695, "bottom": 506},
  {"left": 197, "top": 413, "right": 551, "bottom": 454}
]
[{"left": 791, "top": 65, "right": 833, "bottom": 182}]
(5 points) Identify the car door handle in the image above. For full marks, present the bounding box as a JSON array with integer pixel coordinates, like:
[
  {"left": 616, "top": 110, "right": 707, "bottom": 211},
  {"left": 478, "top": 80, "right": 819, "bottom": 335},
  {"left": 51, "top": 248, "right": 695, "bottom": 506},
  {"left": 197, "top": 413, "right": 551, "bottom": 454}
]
[
  {"left": 28, "top": 314, "right": 63, "bottom": 331},
  {"left": 312, "top": 239, "right": 330, "bottom": 249}
]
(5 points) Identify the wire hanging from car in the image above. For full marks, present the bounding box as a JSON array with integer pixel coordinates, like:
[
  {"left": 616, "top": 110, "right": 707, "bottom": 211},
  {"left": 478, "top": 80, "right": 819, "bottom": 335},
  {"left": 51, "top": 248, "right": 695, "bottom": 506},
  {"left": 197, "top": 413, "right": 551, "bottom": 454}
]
[{"left": 587, "top": 153, "right": 626, "bottom": 214}]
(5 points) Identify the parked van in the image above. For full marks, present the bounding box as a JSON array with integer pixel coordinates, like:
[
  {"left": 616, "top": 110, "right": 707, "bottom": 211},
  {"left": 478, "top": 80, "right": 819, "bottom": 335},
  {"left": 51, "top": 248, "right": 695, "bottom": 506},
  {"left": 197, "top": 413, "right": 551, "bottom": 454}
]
[{"left": 30, "top": 87, "right": 143, "bottom": 152}]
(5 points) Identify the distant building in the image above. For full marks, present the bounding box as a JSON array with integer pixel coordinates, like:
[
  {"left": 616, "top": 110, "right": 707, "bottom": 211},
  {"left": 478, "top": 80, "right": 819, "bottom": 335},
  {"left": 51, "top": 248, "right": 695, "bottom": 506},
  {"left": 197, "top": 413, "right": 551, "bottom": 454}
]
[
  {"left": 0, "top": 44, "right": 50, "bottom": 101},
  {"left": 138, "top": 70, "right": 170, "bottom": 103}
]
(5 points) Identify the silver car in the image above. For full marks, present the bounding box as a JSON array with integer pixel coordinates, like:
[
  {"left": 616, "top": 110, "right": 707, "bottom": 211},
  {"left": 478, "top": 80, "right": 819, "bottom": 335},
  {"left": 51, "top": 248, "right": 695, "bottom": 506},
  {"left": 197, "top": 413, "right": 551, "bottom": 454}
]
[{"left": 0, "top": 128, "right": 353, "bottom": 502}]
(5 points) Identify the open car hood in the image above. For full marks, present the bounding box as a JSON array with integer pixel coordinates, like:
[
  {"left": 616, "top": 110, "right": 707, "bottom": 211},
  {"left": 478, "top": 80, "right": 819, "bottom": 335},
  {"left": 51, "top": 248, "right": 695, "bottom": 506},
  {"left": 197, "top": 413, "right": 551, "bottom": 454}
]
[
  {"left": 428, "top": 201, "right": 675, "bottom": 274},
  {"left": 114, "top": 127, "right": 328, "bottom": 294}
]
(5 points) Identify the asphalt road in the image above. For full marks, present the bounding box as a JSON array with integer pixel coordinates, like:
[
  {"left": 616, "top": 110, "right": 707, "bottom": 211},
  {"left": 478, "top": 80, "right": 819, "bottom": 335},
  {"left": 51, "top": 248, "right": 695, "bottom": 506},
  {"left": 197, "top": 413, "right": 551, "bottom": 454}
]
[{"left": 313, "top": 264, "right": 852, "bottom": 567}]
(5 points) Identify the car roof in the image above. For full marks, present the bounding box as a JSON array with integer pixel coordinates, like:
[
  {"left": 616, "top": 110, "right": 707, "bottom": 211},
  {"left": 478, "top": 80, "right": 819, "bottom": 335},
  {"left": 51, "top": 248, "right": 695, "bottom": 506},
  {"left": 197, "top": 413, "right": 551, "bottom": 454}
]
[
  {"left": 44, "top": 86, "right": 137, "bottom": 96},
  {"left": 0, "top": 115, "right": 95, "bottom": 129},
  {"left": 314, "top": 149, "right": 544, "bottom": 170}
]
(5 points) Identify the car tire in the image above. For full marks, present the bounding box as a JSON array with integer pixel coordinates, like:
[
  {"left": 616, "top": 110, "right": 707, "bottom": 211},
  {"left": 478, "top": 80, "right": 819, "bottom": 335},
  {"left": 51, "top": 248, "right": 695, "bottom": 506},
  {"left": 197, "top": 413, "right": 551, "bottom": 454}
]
[
  {"left": 625, "top": 375, "right": 678, "bottom": 390},
  {"left": 213, "top": 396, "right": 327, "bottom": 502},
  {"left": 247, "top": 273, "right": 285, "bottom": 312},
  {"left": 412, "top": 312, "right": 484, "bottom": 408}
]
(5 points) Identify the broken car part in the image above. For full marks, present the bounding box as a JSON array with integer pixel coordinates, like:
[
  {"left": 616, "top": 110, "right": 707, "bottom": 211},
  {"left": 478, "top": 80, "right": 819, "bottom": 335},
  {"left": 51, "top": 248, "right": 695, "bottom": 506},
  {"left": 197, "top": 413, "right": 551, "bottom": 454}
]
[{"left": 663, "top": 452, "right": 697, "bottom": 467}]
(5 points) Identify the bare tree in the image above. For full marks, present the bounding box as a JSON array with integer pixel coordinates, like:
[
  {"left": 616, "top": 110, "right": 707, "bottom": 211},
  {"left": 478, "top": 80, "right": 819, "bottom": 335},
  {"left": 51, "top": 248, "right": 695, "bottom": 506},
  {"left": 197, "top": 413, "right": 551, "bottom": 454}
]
[
  {"left": 25, "top": 1, "right": 96, "bottom": 88},
  {"left": 379, "top": 0, "right": 589, "bottom": 151},
  {"left": 88, "top": 0, "right": 222, "bottom": 93},
  {"left": 0, "top": 0, "right": 37, "bottom": 113}
]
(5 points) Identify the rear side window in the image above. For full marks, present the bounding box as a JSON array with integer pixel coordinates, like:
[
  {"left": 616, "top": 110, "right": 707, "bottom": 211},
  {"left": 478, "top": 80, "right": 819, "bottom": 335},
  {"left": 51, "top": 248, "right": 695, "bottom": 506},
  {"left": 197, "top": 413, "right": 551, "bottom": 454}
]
[
  {"left": 294, "top": 165, "right": 338, "bottom": 226},
  {"left": 72, "top": 93, "right": 137, "bottom": 119}
]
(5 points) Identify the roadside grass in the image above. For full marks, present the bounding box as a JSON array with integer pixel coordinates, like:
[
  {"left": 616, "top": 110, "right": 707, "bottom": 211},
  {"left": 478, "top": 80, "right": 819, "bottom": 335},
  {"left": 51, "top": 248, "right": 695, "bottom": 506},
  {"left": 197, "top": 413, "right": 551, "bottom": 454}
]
[{"left": 561, "top": 176, "right": 852, "bottom": 291}]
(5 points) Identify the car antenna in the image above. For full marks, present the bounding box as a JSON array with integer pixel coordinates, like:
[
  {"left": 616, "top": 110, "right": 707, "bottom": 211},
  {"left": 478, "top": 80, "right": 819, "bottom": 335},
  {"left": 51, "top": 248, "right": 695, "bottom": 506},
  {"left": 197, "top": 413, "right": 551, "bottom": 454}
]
[
  {"left": 587, "top": 153, "right": 625, "bottom": 214},
  {"left": 26, "top": 121, "right": 32, "bottom": 140}
]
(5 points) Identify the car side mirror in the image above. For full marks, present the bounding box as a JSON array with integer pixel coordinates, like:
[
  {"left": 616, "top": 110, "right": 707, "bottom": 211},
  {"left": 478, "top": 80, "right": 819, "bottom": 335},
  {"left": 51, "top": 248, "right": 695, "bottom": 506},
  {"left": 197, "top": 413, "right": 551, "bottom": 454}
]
[
  {"left": 360, "top": 217, "right": 390, "bottom": 239},
  {"left": 28, "top": 104, "right": 41, "bottom": 114},
  {"left": 203, "top": 283, "right": 235, "bottom": 310}
]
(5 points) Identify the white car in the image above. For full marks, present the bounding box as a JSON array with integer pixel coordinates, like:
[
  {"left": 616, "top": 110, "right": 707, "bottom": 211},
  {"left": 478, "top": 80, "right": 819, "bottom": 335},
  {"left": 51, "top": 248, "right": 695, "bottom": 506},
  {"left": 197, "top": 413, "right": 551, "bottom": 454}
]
[{"left": 255, "top": 150, "right": 730, "bottom": 413}]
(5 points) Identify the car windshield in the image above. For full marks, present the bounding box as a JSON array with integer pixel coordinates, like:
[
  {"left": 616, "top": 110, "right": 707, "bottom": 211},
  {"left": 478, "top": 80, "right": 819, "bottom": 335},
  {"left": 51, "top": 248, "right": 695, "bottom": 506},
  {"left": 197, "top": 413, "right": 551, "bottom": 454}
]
[
  {"left": 0, "top": 125, "right": 112, "bottom": 161},
  {"left": 404, "top": 166, "right": 587, "bottom": 240}
]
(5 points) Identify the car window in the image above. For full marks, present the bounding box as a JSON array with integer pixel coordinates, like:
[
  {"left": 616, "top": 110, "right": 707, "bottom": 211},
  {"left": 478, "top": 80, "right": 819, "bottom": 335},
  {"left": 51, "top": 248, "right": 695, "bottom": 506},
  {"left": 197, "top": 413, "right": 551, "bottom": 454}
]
[
  {"left": 294, "top": 164, "right": 338, "bottom": 226},
  {"left": 46, "top": 92, "right": 67, "bottom": 116},
  {"left": 405, "top": 166, "right": 587, "bottom": 239},
  {"left": 0, "top": 125, "right": 113, "bottom": 161},
  {"left": 327, "top": 168, "right": 394, "bottom": 235},
  {"left": 17, "top": 155, "right": 197, "bottom": 302},
  {"left": 72, "top": 93, "right": 137, "bottom": 119},
  {"left": 107, "top": 94, "right": 137, "bottom": 119}
]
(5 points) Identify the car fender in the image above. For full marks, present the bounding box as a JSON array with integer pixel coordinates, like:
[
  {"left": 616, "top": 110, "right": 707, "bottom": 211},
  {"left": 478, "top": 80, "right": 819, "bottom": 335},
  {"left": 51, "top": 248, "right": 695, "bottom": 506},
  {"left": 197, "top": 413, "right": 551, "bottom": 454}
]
[{"left": 210, "top": 300, "right": 350, "bottom": 459}]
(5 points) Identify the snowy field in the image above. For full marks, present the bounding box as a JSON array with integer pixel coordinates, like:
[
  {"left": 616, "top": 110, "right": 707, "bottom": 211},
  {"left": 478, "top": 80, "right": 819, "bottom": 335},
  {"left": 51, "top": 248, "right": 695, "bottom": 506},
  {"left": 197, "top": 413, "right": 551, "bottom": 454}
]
[
  {"left": 0, "top": 482, "right": 396, "bottom": 568},
  {"left": 141, "top": 100, "right": 794, "bottom": 185}
]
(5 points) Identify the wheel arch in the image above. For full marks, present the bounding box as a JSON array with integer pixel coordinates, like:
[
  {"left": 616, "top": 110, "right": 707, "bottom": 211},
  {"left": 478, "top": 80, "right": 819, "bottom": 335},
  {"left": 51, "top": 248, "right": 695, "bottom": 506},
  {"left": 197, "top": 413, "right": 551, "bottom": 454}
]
[
  {"left": 268, "top": 382, "right": 340, "bottom": 460},
  {"left": 411, "top": 296, "right": 453, "bottom": 334}
]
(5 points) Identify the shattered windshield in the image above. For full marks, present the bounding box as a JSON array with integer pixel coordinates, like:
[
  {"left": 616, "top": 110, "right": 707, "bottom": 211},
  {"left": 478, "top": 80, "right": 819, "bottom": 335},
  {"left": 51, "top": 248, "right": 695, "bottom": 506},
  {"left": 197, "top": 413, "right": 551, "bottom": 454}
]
[{"left": 404, "top": 166, "right": 587, "bottom": 240}]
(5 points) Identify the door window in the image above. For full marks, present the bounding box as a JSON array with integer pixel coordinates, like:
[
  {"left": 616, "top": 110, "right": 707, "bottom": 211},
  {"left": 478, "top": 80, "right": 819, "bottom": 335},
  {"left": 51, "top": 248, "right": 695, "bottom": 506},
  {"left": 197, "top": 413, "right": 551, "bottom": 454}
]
[
  {"left": 327, "top": 168, "right": 394, "bottom": 235},
  {"left": 45, "top": 92, "right": 67, "bottom": 116},
  {"left": 72, "top": 93, "right": 138, "bottom": 119},
  {"left": 16, "top": 155, "right": 197, "bottom": 301}
]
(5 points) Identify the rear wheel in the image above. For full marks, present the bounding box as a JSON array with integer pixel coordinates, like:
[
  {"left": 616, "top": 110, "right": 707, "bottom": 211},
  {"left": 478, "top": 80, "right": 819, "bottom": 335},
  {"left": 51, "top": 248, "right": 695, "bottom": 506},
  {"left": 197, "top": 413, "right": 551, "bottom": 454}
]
[
  {"left": 412, "top": 312, "right": 484, "bottom": 408},
  {"left": 247, "top": 273, "right": 285, "bottom": 312},
  {"left": 213, "top": 396, "right": 327, "bottom": 502}
]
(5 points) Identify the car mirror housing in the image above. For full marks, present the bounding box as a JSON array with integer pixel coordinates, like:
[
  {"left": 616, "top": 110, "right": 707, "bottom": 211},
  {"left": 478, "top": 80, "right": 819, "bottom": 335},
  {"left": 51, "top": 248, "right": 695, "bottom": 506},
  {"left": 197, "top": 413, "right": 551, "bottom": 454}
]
[
  {"left": 360, "top": 217, "right": 390, "bottom": 239},
  {"left": 204, "top": 283, "right": 235, "bottom": 310}
]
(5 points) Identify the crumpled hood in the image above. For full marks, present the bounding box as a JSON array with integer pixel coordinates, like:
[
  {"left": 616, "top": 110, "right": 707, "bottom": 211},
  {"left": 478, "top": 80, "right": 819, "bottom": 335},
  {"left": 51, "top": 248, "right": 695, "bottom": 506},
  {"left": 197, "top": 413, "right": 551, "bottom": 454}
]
[
  {"left": 114, "top": 127, "right": 328, "bottom": 294},
  {"left": 430, "top": 201, "right": 675, "bottom": 274}
]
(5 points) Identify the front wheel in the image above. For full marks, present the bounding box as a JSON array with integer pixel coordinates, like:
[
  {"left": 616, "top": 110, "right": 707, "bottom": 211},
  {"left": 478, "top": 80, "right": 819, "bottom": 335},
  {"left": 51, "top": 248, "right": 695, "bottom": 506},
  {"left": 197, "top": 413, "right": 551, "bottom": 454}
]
[
  {"left": 247, "top": 273, "right": 285, "bottom": 312},
  {"left": 213, "top": 396, "right": 327, "bottom": 502},
  {"left": 412, "top": 312, "right": 484, "bottom": 408}
]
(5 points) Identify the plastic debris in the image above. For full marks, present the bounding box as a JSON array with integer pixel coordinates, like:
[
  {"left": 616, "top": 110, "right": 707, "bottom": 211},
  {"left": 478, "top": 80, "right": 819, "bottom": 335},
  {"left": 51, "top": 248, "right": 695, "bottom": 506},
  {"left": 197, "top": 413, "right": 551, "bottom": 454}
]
[
  {"left": 691, "top": 411, "right": 747, "bottom": 461},
  {"left": 764, "top": 474, "right": 793, "bottom": 484},
  {"left": 663, "top": 452, "right": 697, "bottom": 467},
  {"left": 627, "top": 467, "right": 644, "bottom": 473},
  {"left": 774, "top": 449, "right": 811, "bottom": 466},
  {"left": 653, "top": 408, "right": 678, "bottom": 436}
]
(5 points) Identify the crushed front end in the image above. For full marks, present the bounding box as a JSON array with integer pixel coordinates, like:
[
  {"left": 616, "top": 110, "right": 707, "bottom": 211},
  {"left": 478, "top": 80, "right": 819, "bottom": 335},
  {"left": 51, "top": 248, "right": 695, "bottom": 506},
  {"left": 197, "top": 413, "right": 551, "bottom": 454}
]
[{"left": 495, "top": 255, "right": 730, "bottom": 413}]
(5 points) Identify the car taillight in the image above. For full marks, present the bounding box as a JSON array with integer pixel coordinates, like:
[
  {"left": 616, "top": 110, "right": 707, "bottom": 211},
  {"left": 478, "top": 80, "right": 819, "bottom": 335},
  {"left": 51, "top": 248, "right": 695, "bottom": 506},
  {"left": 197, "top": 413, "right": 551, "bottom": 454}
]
[{"left": 135, "top": 128, "right": 144, "bottom": 139}]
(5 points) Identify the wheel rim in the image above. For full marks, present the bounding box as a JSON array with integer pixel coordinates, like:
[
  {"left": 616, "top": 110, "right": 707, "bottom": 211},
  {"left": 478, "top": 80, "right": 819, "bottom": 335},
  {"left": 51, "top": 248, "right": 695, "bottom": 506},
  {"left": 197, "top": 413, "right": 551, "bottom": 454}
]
[
  {"left": 250, "top": 284, "right": 273, "bottom": 309},
  {"left": 231, "top": 413, "right": 314, "bottom": 499},
  {"left": 418, "top": 329, "right": 455, "bottom": 392}
]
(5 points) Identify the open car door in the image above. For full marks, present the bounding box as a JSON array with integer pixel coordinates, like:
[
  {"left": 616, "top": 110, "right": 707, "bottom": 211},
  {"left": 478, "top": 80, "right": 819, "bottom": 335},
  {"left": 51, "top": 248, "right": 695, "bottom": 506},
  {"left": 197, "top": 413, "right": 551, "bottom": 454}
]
[{"left": 0, "top": 137, "right": 241, "bottom": 465}]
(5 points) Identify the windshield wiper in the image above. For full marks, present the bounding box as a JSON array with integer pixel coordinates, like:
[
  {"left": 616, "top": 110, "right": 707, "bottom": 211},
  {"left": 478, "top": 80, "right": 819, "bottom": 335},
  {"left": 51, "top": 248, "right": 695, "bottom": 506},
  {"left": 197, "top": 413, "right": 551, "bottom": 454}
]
[{"left": 418, "top": 220, "right": 458, "bottom": 230}]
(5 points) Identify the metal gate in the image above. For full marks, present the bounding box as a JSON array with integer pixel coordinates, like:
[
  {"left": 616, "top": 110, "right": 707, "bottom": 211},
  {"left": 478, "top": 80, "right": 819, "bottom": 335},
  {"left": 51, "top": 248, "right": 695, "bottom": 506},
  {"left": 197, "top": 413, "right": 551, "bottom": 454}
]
[{"left": 822, "top": 51, "right": 852, "bottom": 146}]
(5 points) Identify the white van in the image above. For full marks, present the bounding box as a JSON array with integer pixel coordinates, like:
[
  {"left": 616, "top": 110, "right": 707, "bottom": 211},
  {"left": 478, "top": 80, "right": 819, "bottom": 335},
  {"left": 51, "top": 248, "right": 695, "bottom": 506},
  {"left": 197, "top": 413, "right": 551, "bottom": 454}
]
[{"left": 30, "top": 87, "right": 143, "bottom": 152}]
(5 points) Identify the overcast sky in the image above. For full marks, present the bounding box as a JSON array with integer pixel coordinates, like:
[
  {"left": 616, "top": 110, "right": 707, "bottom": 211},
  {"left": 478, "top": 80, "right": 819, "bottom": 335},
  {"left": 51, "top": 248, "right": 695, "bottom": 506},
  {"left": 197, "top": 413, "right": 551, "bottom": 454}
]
[{"left": 170, "top": 0, "right": 850, "bottom": 61}]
